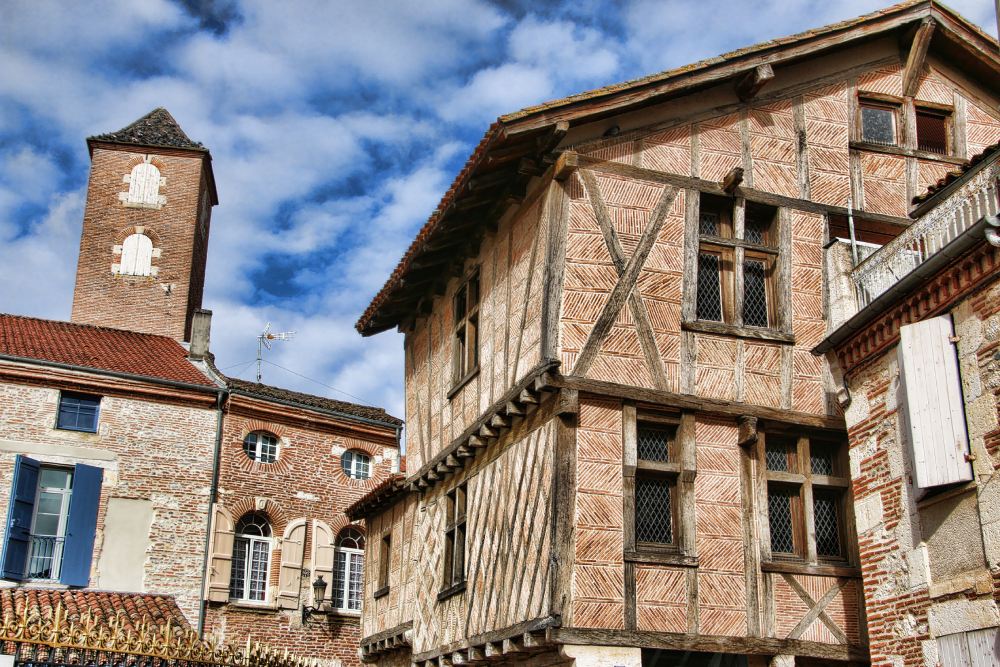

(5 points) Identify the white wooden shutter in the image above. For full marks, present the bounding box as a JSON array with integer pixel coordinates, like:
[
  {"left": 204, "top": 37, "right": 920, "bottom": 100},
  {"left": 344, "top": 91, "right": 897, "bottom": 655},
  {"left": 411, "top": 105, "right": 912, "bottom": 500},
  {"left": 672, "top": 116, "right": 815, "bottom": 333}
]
[
  {"left": 898, "top": 315, "right": 973, "bottom": 489},
  {"left": 205, "top": 504, "right": 235, "bottom": 602},
  {"left": 311, "top": 520, "right": 335, "bottom": 605},
  {"left": 276, "top": 519, "right": 306, "bottom": 609},
  {"left": 120, "top": 234, "right": 152, "bottom": 276}
]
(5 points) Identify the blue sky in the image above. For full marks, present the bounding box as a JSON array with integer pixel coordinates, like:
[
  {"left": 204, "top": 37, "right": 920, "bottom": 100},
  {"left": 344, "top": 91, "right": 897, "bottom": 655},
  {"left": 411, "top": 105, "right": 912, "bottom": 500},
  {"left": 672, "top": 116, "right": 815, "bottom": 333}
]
[{"left": 1, "top": 0, "right": 996, "bottom": 421}]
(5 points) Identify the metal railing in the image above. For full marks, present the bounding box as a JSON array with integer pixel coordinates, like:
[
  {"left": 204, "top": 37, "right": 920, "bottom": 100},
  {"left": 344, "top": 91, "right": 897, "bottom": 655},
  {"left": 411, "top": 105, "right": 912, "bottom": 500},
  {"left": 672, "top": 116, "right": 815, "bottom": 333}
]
[
  {"left": 852, "top": 159, "right": 999, "bottom": 308},
  {"left": 25, "top": 536, "right": 65, "bottom": 581},
  {"left": 0, "top": 603, "right": 322, "bottom": 667}
]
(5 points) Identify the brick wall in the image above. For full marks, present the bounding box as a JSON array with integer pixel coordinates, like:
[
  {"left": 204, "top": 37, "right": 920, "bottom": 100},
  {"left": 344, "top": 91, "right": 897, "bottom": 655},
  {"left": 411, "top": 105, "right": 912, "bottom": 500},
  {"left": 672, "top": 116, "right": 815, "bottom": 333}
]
[
  {"left": 839, "top": 271, "right": 1000, "bottom": 666},
  {"left": 71, "top": 146, "right": 212, "bottom": 341},
  {"left": 202, "top": 395, "right": 399, "bottom": 665},
  {"left": 0, "top": 371, "right": 217, "bottom": 625}
]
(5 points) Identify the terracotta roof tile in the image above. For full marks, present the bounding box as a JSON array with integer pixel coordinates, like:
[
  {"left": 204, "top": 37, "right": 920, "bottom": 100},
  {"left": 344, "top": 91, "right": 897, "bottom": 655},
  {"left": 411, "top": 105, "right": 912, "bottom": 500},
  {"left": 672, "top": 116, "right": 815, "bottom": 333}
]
[
  {"left": 225, "top": 376, "right": 403, "bottom": 427},
  {"left": 0, "top": 589, "right": 193, "bottom": 633},
  {"left": 911, "top": 141, "right": 1000, "bottom": 205},
  {"left": 0, "top": 314, "right": 216, "bottom": 387},
  {"left": 88, "top": 107, "right": 205, "bottom": 152}
]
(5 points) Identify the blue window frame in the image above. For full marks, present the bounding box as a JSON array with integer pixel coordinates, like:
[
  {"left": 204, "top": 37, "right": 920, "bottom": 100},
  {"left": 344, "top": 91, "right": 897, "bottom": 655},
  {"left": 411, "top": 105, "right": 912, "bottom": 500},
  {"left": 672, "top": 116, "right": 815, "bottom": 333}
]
[{"left": 57, "top": 393, "right": 101, "bottom": 432}]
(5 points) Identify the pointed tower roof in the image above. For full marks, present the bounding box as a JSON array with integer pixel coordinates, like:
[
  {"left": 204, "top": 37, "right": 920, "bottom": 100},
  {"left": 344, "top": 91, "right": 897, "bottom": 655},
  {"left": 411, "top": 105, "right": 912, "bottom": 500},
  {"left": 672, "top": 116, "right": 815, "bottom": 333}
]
[{"left": 88, "top": 107, "right": 206, "bottom": 152}]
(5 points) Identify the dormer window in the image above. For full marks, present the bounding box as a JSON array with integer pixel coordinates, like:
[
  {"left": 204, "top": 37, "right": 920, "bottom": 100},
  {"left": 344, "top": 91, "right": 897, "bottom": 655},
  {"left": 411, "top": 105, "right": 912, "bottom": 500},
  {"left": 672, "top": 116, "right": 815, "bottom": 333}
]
[
  {"left": 119, "top": 233, "right": 153, "bottom": 276},
  {"left": 120, "top": 158, "right": 166, "bottom": 208}
]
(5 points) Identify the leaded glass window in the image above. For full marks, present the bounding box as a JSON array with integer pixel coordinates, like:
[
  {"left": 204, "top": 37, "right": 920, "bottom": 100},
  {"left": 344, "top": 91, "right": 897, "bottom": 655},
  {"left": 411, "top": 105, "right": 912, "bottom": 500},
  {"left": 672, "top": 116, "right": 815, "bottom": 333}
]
[
  {"left": 697, "top": 253, "right": 723, "bottom": 321},
  {"left": 442, "top": 484, "right": 467, "bottom": 591},
  {"left": 230, "top": 513, "right": 271, "bottom": 602},
  {"left": 814, "top": 491, "right": 842, "bottom": 558},
  {"left": 636, "top": 477, "right": 673, "bottom": 544},
  {"left": 743, "top": 258, "right": 769, "bottom": 328},
  {"left": 637, "top": 426, "right": 673, "bottom": 463},
  {"left": 768, "top": 487, "right": 796, "bottom": 554}
]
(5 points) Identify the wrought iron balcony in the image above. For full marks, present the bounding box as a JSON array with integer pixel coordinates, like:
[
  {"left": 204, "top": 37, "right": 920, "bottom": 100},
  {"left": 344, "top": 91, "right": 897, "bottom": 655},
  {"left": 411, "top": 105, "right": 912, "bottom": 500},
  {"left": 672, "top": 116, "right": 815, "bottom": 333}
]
[
  {"left": 852, "top": 157, "right": 999, "bottom": 308},
  {"left": 25, "top": 535, "right": 65, "bottom": 580}
]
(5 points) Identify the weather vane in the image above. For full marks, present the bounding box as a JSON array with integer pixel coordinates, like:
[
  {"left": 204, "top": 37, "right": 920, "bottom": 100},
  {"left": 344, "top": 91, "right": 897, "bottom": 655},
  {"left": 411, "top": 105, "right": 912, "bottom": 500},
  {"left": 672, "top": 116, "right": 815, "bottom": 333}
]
[{"left": 255, "top": 322, "right": 295, "bottom": 382}]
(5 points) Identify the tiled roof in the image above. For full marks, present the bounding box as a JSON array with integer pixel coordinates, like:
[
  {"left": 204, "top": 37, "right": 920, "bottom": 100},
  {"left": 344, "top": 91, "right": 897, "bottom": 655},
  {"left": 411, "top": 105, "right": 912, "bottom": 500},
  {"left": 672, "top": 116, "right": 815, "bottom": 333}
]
[
  {"left": 0, "top": 589, "right": 193, "bottom": 633},
  {"left": 88, "top": 107, "right": 205, "bottom": 152},
  {"left": 344, "top": 473, "right": 408, "bottom": 520},
  {"left": 225, "top": 376, "right": 403, "bottom": 427},
  {"left": 911, "top": 141, "right": 1000, "bottom": 206},
  {"left": 0, "top": 314, "right": 216, "bottom": 387}
]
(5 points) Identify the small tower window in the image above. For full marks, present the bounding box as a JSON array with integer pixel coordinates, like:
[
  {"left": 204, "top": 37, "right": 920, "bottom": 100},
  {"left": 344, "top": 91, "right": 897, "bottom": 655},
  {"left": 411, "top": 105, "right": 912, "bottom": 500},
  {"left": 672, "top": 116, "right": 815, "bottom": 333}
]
[
  {"left": 120, "top": 160, "right": 165, "bottom": 208},
  {"left": 119, "top": 233, "right": 153, "bottom": 276}
]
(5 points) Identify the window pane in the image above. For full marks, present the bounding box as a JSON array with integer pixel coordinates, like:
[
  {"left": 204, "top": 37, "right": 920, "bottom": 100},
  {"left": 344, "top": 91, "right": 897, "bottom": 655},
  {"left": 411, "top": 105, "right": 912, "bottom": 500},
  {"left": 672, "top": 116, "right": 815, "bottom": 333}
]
[
  {"left": 243, "top": 431, "right": 278, "bottom": 463},
  {"left": 39, "top": 468, "right": 72, "bottom": 489},
  {"left": 332, "top": 550, "right": 347, "bottom": 608},
  {"left": 248, "top": 539, "right": 269, "bottom": 601},
  {"left": 742, "top": 259, "right": 768, "bottom": 328},
  {"left": 699, "top": 211, "right": 719, "bottom": 236},
  {"left": 697, "top": 253, "right": 723, "bottom": 321},
  {"left": 637, "top": 426, "right": 672, "bottom": 462},
  {"left": 861, "top": 106, "right": 895, "bottom": 145},
  {"left": 916, "top": 110, "right": 948, "bottom": 154},
  {"left": 342, "top": 451, "right": 371, "bottom": 480},
  {"left": 765, "top": 442, "right": 792, "bottom": 472},
  {"left": 230, "top": 537, "right": 248, "bottom": 599},
  {"left": 348, "top": 552, "right": 364, "bottom": 610},
  {"left": 768, "top": 487, "right": 796, "bottom": 554},
  {"left": 810, "top": 442, "right": 836, "bottom": 476},
  {"left": 814, "top": 491, "right": 843, "bottom": 558},
  {"left": 635, "top": 477, "right": 673, "bottom": 544},
  {"left": 454, "top": 286, "right": 467, "bottom": 321},
  {"left": 57, "top": 394, "right": 99, "bottom": 432}
]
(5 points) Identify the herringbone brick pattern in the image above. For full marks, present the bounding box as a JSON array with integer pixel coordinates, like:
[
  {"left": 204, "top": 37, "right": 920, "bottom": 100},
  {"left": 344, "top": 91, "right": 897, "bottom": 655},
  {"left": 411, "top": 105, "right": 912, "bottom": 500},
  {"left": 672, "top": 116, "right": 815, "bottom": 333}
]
[
  {"left": 700, "top": 114, "right": 743, "bottom": 182},
  {"left": 749, "top": 99, "right": 797, "bottom": 197},
  {"left": 636, "top": 565, "right": 687, "bottom": 632},
  {"left": 805, "top": 83, "right": 850, "bottom": 206}
]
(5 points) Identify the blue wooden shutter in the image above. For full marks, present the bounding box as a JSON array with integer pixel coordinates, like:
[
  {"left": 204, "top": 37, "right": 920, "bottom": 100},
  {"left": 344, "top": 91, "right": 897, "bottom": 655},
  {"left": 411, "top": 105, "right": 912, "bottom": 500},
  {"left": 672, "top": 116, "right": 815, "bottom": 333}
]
[
  {"left": 59, "top": 464, "right": 103, "bottom": 586},
  {"left": 1, "top": 455, "right": 40, "bottom": 580}
]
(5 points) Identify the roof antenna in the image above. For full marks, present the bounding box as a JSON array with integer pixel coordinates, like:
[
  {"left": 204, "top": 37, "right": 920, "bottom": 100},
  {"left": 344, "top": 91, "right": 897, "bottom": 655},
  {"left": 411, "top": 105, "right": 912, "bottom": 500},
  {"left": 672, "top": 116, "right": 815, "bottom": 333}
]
[{"left": 256, "top": 322, "right": 295, "bottom": 382}]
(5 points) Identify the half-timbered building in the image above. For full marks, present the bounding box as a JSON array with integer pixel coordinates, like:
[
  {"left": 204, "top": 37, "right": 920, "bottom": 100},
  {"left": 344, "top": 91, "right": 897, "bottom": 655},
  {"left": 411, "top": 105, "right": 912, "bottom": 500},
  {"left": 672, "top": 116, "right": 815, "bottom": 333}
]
[{"left": 349, "top": 2, "right": 1000, "bottom": 666}]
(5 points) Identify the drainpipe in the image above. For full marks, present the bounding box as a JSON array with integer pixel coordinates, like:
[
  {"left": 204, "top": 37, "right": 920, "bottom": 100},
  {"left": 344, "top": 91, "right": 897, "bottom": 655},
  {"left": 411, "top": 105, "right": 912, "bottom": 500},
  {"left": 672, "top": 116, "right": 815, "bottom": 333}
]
[{"left": 197, "top": 388, "right": 227, "bottom": 637}]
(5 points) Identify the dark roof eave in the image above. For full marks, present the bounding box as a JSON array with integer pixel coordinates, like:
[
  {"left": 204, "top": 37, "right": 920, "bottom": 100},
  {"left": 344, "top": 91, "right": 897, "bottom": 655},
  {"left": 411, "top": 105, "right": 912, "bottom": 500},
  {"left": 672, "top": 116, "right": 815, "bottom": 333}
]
[{"left": 228, "top": 386, "right": 403, "bottom": 431}]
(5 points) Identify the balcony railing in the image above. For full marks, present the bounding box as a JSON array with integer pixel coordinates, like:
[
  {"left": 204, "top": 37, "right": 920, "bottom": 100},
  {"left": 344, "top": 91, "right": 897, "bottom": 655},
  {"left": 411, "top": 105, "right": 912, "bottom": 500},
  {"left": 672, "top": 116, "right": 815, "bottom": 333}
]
[
  {"left": 852, "top": 159, "right": 999, "bottom": 308},
  {"left": 25, "top": 535, "right": 64, "bottom": 580}
]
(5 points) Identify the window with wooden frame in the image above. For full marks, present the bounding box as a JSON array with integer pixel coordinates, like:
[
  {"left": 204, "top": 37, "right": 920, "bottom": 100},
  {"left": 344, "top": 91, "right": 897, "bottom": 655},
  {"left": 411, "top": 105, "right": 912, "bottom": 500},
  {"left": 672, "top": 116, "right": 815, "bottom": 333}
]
[
  {"left": 696, "top": 195, "right": 779, "bottom": 330},
  {"left": 915, "top": 106, "right": 950, "bottom": 155},
  {"left": 859, "top": 99, "right": 899, "bottom": 146},
  {"left": 374, "top": 533, "right": 391, "bottom": 598},
  {"left": 452, "top": 272, "right": 480, "bottom": 387},
  {"left": 634, "top": 421, "right": 680, "bottom": 549},
  {"left": 762, "top": 433, "right": 851, "bottom": 563},
  {"left": 440, "top": 483, "right": 467, "bottom": 597}
]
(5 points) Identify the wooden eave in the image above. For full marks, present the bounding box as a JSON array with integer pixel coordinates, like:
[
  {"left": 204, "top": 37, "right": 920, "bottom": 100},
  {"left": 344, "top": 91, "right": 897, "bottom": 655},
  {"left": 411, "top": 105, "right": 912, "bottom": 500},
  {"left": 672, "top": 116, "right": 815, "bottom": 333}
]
[{"left": 357, "top": 0, "right": 998, "bottom": 336}]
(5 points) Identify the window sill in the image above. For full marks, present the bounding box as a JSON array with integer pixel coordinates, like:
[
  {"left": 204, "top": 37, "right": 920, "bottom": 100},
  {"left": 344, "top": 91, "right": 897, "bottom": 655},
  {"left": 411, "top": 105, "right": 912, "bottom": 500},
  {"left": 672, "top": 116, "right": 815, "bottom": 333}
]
[
  {"left": 226, "top": 601, "right": 278, "bottom": 613},
  {"left": 437, "top": 581, "right": 466, "bottom": 602},
  {"left": 55, "top": 426, "right": 99, "bottom": 434},
  {"left": 761, "top": 560, "right": 860, "bottom": 578},
  {"left": 848, "top": 141, "right": 966, "bottom": 165},
  {"left": 625, "top": 549, "right": 699, "bottom": 568},
  {"left": 682, "top": 320, "right": 795, "bottom": 344},
  {"left": 447, "top": 368, "right": 479, "bottom": 400},
  {"left": 373, "top": 586, "right": 390, "bottom": 600}
]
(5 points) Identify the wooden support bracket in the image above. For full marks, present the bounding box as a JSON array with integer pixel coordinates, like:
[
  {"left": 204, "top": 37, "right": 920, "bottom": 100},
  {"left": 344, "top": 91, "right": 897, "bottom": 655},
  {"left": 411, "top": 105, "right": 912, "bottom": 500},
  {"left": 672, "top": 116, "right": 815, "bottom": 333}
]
[
  {"left": 903, "top": 17, "right": 935, "bottom": 97},
  {"left": 735, "top": 63, "right": 774, "bottom": 101},
  {"left": 738, "top": 415, "right": 759, "bottom": 448},
  {"left": 722, "top": 166, "right": 744, "bottom": 194}
]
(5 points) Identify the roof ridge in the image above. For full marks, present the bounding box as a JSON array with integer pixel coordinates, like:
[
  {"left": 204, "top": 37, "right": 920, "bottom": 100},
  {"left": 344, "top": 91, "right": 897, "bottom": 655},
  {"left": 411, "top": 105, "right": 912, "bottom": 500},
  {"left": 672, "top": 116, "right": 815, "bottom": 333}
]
[{"left": 224, "top": 375, "right": 403, "bottom": 425}]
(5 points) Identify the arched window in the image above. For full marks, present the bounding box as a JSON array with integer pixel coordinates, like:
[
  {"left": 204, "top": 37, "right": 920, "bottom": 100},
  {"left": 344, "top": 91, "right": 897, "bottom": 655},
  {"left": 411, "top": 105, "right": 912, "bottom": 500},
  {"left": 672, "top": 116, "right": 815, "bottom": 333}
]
[
  {"left": 125, "top": 162, "right": 163, "bottom": 207},
  {"left": 243, "top": 431, "right": 278, "bottom": 463},
  {"left": 230, "top": 512, "right": 271, "bottom": 602},
  {"left": 341, "top": 450, "right": 371, "bottom": 480},
  {"left": 119, "top": 233, "right": 153, "bottom": 276},
  {"left": 331, "top": 527, "right": 364, "bottom": 612}
]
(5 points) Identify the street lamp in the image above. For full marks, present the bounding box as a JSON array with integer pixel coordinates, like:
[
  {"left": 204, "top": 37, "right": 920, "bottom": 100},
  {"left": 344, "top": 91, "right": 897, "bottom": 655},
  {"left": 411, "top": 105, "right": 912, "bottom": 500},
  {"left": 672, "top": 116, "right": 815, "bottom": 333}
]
[{"left": 301, "top": 575, "right": 328, "bottom": 622}]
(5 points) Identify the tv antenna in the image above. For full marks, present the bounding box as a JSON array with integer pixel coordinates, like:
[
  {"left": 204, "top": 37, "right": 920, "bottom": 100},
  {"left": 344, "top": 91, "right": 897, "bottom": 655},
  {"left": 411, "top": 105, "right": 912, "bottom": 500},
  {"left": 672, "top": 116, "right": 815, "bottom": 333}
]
[{"left": 255, "top": 322, "right": 295, "bottom": 382}]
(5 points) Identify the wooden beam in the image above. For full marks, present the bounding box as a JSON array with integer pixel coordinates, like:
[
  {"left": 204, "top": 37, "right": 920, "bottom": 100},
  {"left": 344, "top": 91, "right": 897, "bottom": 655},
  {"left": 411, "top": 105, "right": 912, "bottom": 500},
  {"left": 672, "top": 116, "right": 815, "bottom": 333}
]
[
  {"left": 738, "top": 415, "right": 759, "bottom": 448},
  {"left": 903, "top": 18, "right": 936, "bottom": 97},
  {"left": 735, "top": 63, "right": 775, "bottom": 101}
]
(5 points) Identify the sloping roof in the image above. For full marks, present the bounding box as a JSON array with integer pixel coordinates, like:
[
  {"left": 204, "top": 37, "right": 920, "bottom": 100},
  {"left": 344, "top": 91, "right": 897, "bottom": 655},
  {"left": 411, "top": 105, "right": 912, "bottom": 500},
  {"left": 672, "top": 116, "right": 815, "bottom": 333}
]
[
  {"left": 88, "top": 107, "right": 205, "bottom": 152},
  {"left": 356, "top": 0, "right": 999, "bottom": 336},
  {"left": 225, "top": 376, "right": 403, "bottom": 427},
  {"left": 345, "top": 473, "right": 408, "bottom": 520},
  {"left": 0, "top": 589, "right": 193, "bottom": 633},
  {"left": 911, "top": 141, "right": 1000, "bottom": 207},
  {"left": 0, "top": 314, "right": 216, "bottom": 387}
]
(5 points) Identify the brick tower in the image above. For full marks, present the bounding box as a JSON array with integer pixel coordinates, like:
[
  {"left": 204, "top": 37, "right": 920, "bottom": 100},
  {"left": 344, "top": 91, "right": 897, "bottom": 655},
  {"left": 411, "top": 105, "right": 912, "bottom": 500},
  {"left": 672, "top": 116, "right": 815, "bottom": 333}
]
[{"left": 71, "top": 108, "right": 218, "bottom": 342}]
